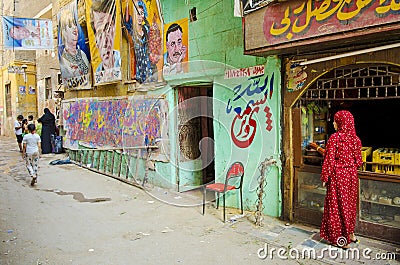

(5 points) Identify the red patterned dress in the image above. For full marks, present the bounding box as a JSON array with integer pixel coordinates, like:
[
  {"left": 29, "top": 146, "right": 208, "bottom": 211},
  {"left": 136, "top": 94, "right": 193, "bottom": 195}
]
[{"left": 320, "top": 110, "right": 363, "bottom": 246}]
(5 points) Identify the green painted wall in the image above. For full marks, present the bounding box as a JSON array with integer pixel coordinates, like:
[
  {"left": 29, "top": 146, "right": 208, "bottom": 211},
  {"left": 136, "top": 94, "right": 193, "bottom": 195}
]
[
  {"left": 160, "top": 0, "right": 282, "bottom": 216},
  {"left": 63, "top": 0, "right": 282, "bottom": 217}
]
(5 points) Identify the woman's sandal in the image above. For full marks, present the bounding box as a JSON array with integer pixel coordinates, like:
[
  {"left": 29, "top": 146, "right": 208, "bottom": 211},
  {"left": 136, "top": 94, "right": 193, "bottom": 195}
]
[
  {"left": 351, "top": 238, "right": 360, "bottom": 244},
  {"left": 30, "top": 177, "right": 37, "bottom": 186},
  {"left": 332, "top": 243, "right": 351, "bottom": 250}
]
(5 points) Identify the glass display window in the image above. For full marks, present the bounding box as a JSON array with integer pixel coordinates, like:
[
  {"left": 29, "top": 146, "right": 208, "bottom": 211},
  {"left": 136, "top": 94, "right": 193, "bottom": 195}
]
[
  {"left": 360, "top": 178, "right": 400, "bottom": 228},
  {"left": 297, "top": 171, "right": 326, "bottom": 212}
]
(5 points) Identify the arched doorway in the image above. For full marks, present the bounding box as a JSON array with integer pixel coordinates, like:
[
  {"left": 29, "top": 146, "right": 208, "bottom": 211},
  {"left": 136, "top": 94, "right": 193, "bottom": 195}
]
[{"left": 291, "top": 63, "right": 400, "bottom": 244}]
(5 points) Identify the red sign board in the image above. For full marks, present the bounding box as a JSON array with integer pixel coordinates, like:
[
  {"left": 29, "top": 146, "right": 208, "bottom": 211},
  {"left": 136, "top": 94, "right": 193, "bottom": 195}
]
[{"left": 263, "top": 0, "right": 400, "bottom": 45}]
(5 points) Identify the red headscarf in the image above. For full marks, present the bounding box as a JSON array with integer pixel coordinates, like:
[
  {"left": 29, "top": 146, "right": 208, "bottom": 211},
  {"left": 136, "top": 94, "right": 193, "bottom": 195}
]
[{"left": 334, "top": 110, "right": 357, "bottom": 136}]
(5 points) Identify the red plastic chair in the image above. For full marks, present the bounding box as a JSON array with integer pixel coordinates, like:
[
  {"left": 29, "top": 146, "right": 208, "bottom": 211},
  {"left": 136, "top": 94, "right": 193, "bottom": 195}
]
[{"left": 202, "top": 162, "right": 244, "bottom": 222}]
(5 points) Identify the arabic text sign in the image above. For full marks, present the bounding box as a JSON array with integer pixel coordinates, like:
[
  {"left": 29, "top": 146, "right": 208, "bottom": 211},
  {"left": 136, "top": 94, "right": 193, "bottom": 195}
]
[
  {"left": 225, "top": 65, "right": 265, "bottom": 79},
  {"left": 263, "top": 0, "right": 400, "bottom": 45},
  {"left": 2, "top": 16, "right": 53, "bottom": 50}
]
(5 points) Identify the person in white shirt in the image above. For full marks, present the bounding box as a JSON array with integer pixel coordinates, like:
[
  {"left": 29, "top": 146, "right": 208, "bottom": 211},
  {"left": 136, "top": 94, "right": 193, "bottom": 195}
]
[
  {"left": 14, "top": 114, "right": 24, "bottom": 152},
  {"left": 22, "top": 123, "right": 41, "bottom": 186}
]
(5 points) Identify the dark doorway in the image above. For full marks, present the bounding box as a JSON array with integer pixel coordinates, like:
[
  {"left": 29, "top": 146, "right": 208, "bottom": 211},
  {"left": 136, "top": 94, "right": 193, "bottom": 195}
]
[{"left": 177, "top": 85, "right": 214, "bottom": 186}]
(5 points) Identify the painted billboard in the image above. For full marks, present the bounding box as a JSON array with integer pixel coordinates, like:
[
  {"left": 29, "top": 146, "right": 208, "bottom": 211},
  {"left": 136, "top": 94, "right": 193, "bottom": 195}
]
[
  {"left": 85, "top": 0, "right": 122, "bottom": 85},
  {"left": 58, "top": 1, "right": 91, "bottom": 90},
  {"left": 2, "top": 16, "right": 53, "bottom": 50},
  {"left": 62, "top": 97, "right": 168, "bottom": 158},
  {"left": 163, "top": 18, "right": 189, "bottom": 75},
  {"left": 263, "top": 0, "right": 400, "bottom": 45},
  {"left": 122, "top": 0, "right": 163, "bottom": 83}
]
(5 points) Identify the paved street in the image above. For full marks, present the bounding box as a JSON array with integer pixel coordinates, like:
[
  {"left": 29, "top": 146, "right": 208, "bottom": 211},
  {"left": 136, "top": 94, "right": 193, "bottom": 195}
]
[{"left": 0, "top": 136, "right": 399, "bottom": 265}]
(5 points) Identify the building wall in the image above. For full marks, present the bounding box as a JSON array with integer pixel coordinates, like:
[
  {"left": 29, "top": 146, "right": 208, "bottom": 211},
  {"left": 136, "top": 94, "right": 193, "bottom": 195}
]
[
  {"left": 56, "top": 0, "right": 283, "bottom": 216},
  {"left": 161, "top": 0, "right": 282, "bottom": 216}
]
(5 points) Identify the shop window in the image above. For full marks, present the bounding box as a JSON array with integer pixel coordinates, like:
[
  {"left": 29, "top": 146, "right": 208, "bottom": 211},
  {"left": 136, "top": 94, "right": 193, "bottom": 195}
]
[
  {"left": 300, "top": 63, "right": 400, "bottom": 175},
  {"left": 360, "top": 179, "right": 400, "bottom": 229},
  {"left": 45, "top": 77, "right": 52, "bottom": 99},
  {"left": 57, "top": 73, "right": 62, "bottom": 85},
  {"left": 5, "top": 83, "right": 11, "bottom": 117}
]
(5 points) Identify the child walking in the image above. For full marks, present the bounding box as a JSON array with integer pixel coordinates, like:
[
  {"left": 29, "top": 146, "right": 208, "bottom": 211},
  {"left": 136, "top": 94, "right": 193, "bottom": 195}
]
[{"left": 22, "top": 124, "right": 41, "bottom": 186}]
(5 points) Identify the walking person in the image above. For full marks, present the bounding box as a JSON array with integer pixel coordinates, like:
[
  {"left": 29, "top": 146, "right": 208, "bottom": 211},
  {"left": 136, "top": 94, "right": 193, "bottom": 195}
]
[
  {"left": 37, "top": 108, "right": 56, "bottom": 154},
  {"left": 27, "top": 115, "right": 35, "bottom": 125},
  {"left": 22, "top": 123, "right": 41, "bottom": 186},
  {"left": 21, "top": 118, "right": 28, "bottom": 137},
  {"left": 320, "top": 110, "right": 363, "bottom": 249},
  {"left": 14, "top": 114, "right": 24, "bottom": 152}
]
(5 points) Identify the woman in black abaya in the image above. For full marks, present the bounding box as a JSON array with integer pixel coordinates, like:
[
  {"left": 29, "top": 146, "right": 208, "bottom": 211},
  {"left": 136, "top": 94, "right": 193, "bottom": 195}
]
[{"left": 38, "top": 108, "right": 56, "bottom": 154}]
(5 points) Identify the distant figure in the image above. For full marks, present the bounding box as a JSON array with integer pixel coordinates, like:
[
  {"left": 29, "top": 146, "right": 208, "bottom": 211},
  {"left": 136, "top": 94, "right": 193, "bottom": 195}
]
[
  {"left": 27, "top": 115, "right": 35, "bottom": 125},
  {"left": 38, "top": 108, "right": 56, "bottom": 154},
  {"left": 14, "top": 114, "right": 24, "bottom": 152},
  {"left": 21, "top": 118, "right": 28, "bottom": 137},
  {"left": 22, "top": 123, "right": 41, "bottom": 186}
]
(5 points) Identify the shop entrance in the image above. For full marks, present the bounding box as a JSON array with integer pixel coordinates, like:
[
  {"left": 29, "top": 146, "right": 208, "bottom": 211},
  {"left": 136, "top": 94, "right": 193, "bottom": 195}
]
[
  {"left": 293, "top": 62, "right": 400, "bottom": 244},
  {"left": 176, "top": 85, "right": 214, "bottom": 191},
  {"left": 300, "top": 63, "right": 400, "bottom": 155}
]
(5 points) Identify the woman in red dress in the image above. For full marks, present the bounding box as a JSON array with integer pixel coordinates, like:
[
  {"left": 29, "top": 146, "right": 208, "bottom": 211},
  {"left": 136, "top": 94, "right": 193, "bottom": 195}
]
[{"left": 320, "top": 110, "right": 363, "bottom": 249}]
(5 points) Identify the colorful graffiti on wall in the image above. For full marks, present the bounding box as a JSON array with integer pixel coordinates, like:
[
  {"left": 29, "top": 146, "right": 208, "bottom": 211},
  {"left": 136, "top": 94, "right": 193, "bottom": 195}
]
[
  {"left": 62, "top": 97, "right": 167, "bottom": 150},
  {"left": 226, "top": 73, "right": 275, "bottom": 148}
]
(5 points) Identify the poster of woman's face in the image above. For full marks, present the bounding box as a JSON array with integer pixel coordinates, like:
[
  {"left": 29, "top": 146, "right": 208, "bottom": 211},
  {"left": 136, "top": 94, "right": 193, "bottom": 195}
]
[
  {"left": 57, "top": 2, "right": 91, "bottom": 90},
  {"left": 122, "top": 0, "right": 163, "bottom": 84}
]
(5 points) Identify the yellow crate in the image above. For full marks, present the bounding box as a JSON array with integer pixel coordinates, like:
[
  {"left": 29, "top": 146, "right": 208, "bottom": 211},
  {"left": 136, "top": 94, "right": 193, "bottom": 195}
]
[
  {"left": 373, "top": 164, "right": 397, "bottom": 174},
  {"left": 372, "top": 148, "right": 400, "bottom": 173},
  {"left": 372, "top": 148, "right": 400, "bottom": 165},
  {"left": 361, "top": 147, "right": 372, "bottom": 162},
  {"left": 360, "top": 147, "right": 372, "bottom": 171}
]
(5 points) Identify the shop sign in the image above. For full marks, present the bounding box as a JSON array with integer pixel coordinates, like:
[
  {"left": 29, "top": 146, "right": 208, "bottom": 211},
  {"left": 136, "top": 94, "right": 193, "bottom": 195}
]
[
  {"left": 225, "top": 65, "right": 265, "bottom": 79},
  {"left": 262, "top": 0, "right": 400, "bottom": 46},
  {"left": 286, "top": 61, "right": 307, "bottom": 92},
  {"left": 242, "top": 0, "right": 274, "bottom": 14}
]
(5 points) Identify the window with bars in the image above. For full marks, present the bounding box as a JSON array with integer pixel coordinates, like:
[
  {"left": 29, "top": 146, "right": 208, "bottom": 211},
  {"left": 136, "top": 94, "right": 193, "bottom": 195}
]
[{"left": 302, "top": 64, "right": 400, "bottom": 101}]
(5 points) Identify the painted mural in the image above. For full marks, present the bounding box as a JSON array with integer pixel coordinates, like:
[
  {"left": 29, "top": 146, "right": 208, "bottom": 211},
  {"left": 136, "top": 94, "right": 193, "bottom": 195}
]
[
  {"left": 163, "top": 18, "right": 189, "bottom": 75},
  {"left": 215, "top": 59, "right": 281, "bottom": 216},
  {"left": 62, "top": 97, "right": 168, "bottom": 158},
  {"left": 57, "top": 1, "right": 91, "bottom": 90},
  {"left": 122, "top": 0, "right": 163, "bottom": 83},
  {"left": 226, "top": 71, "right": 275, "bottom": 148},
  {"left": 263, "top": 0, "right": 400, "bottom": 45},
  {"left": 85, "top": 0, "right": 122, "bottom": 85}
]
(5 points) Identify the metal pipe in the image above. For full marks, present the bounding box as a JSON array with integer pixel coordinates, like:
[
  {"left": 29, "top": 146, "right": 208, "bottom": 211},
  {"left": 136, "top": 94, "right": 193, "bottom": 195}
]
[{"left": 299, "top": 43, "right": 400, "bottom": 66}]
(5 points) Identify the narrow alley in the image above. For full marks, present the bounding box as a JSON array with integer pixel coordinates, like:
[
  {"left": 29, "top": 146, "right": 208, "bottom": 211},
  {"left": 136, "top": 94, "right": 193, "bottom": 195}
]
[{"left": 0, "top": 136, "right": 399, "bottom": 265}]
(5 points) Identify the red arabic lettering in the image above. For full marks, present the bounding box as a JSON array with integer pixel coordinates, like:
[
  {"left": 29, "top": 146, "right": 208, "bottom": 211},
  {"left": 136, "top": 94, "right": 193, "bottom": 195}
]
[{"left": 231, "top": 106, "right": 259, "bottom": 148}]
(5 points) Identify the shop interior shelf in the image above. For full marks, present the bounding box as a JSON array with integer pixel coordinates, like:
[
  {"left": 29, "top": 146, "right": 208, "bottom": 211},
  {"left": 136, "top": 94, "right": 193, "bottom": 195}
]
[{"left": 361, "top": 199, "right": 400, "bottom": 208}]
